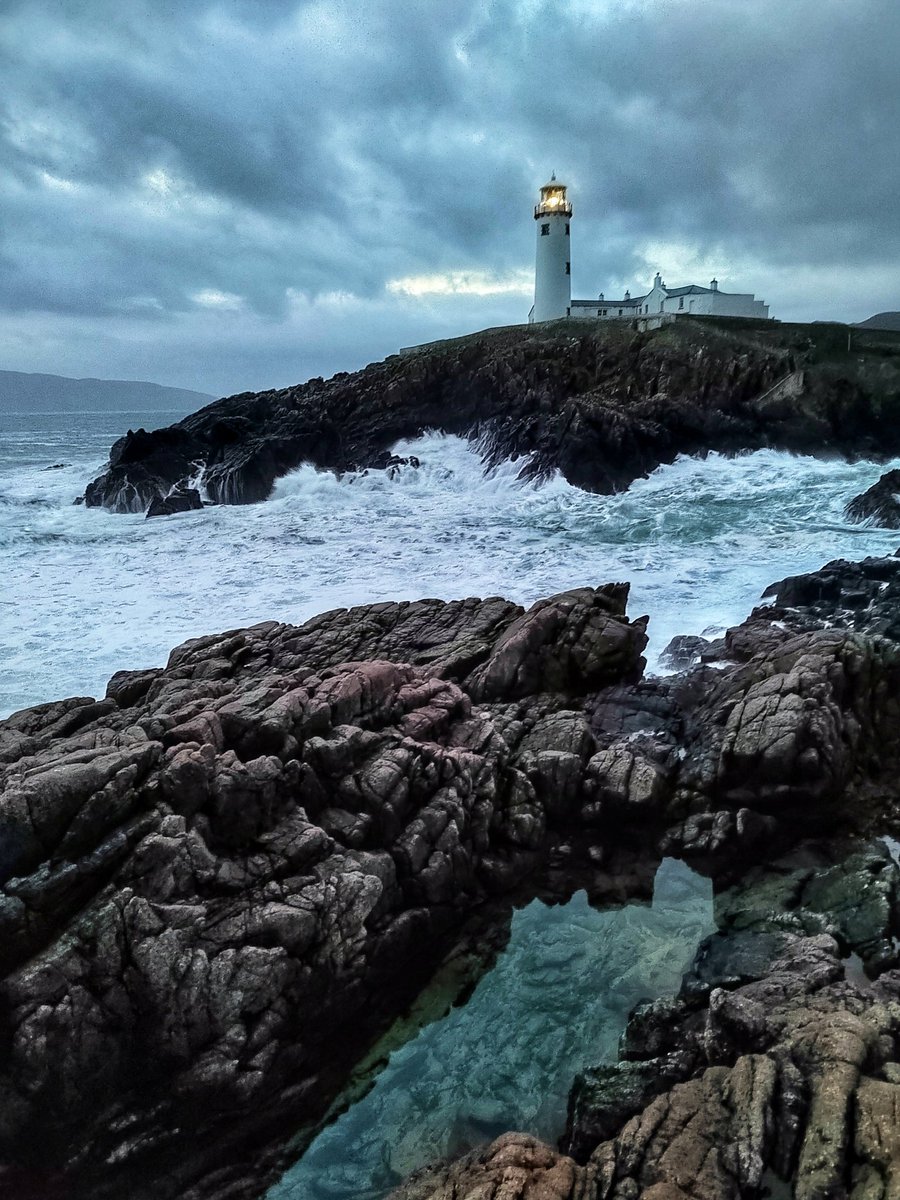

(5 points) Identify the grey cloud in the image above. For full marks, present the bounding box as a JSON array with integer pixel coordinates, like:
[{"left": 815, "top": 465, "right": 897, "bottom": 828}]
[
  {"left": 464, "top": 0, "right": 900, "bottom": 269},
  {"left": 1, "top": 0, "right": 898, "bottom": 389}
]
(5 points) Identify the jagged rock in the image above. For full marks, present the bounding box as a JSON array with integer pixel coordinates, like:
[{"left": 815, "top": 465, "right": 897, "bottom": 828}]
[
  {"left": 82, "top": 321, "right": 900, "bottom": 512},
  {"left": 586, "top": 619, "right": 900, "bottom": 873},
  {"left": 565, "top": 1053, "right": 695, "bottom": 1160},
  {"left": 6, "top": 560, "right": 900, "bottom": 1198},
  {"left": 390, "top": 1133, "right": 584, "bottom": 1200},
  {"left": 751, "top": 552, "right": 900, "bottom": 644},
  {"left": 846, "top": 468, "right": 900, "bottom": 528},
  {"left": 0, "top": 586, "right": 648, "bottom": 1199},
  {"left": 467, "top": 586, "right": 646, "bottom": 700},
  {"left": 659, "top": 633, "right": 714, "bottom": 668},
  {"left": 85, "top": 425, "right": 204, "bottom": 512},
  {"left": 399, "top": 843, "right": 900, "bottom": 1200},
  {"left": 145, "top": 488, "right": 204, "bottom": 518},
  {"left": 568, "top": 855, "right": 900, "bottom": 1200}
]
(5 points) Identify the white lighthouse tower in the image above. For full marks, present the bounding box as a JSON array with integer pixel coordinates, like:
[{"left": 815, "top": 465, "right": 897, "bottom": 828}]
[{"left": 531, "top": 175, "right": 572, "bottom": 322}]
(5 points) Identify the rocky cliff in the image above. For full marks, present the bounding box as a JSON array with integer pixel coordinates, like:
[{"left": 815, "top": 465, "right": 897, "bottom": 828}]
[
  {"left": 4, "top": 551, "right": 900, "bottom": 1197},
  {"left": 82, "top": 318, "right": 900, "bottom": 513}
]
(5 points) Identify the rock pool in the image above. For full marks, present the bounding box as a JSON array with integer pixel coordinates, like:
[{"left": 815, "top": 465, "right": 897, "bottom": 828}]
[{"left": 269, "top": 858, "right": 715, "bottom": 1200}]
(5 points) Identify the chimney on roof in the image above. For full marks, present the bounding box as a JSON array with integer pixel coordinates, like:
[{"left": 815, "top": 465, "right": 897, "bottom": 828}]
[
  {"left": 598, "top": 292, "right": 604, "bottom": 301},
  {"left": 654, "top": 272, "right": 662, "bottom": 288},
  {"left": 710, "top": 278, "right": 718, "bottom": 291},
  {"left": 624, "top": 290, "right": 631, "bottom": 300}
]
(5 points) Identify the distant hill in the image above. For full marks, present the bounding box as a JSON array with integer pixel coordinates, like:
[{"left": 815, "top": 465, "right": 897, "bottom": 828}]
[
  {"left": 855, "top": 312, "right": 900, "bottom": 331},
  {"left": 0, "top": 370, "right": 215, "bottom": 412}
]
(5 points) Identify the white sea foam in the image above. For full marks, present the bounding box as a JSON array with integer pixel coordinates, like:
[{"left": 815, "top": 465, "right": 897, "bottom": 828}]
[{"left": 2, "top": 427, "right": 899, "bottom": 717}]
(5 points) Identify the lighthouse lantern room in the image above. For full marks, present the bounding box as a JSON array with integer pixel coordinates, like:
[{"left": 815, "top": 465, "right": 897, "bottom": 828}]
[
  {"left": 531, "top": 175, "right": 572, "bottom": 323},
  {"left": 528, "top": 174, "right": 770, "bottom": 324}
]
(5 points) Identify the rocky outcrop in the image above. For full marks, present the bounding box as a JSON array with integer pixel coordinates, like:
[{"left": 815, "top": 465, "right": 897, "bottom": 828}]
[
  {"left": 5, "top": 555, "right": 900, "bottom": 1198},
  {"left": 83, "top": 319, "right": 900, "bottom": 512},
  {"left": 0, "top": 586, "right": 652, "bottom": 1200},
  {"left": 389, "top": 554, "right": 900, "bottom": 1200},
  {"left": 584, "top": 555, "right": 900, "bottom": 872},
  {"left": 756, "top": 551, "right": 900, "bottom": 643},
  {"left": 393, "top": 841, "right": 900, "bottom": 1200},
  {"left": 846, "top": 469, "right": 900, "bottom": 528},
  {"left": 145, "top": 487, "right": 204, "bottom": 518}
]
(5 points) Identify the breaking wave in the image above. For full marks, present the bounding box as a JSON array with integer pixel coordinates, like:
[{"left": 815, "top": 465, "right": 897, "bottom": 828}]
[{"left": 2, "top": 426, "right": 899, "bottom": 717}]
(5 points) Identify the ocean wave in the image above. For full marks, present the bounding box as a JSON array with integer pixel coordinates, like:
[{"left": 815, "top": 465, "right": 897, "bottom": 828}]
[{"left": 2, "top": 431, "right": 899, "bottom": 716}]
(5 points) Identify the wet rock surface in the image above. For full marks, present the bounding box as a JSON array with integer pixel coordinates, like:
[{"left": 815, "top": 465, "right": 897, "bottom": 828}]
[
  {"left": 83, "top": 320, "right": 900, "bottom": 512},
  {"left": 394, "top": 840, "right": 900, "bottom": 1200},
  {"left": 145, "top": 487, "right": 204, "bottom": 518},
  {"left": 847, "top": 468, "right": 900, "bottom": 528},
  {"left": 5, "top": 555, "right": 900, "bottom": 1197},
  {"left": 756, "top": 550, "right": 900, "bottom": 643},
  {"left": 0, "top": 586, "right": 650, "bottom": 1199}
]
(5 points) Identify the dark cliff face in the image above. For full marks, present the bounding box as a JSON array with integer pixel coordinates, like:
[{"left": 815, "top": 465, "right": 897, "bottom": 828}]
[{"left": 82, "top": 318, "right": 900, "bottom": 513}]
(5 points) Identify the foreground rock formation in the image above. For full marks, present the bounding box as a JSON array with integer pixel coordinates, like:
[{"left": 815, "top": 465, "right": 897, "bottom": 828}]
[
  {"left": 0, "top": 586, "right": 650, "bottom": 1200},
  {"left": 3, "top": 553, "right": 900, "bottom": 1198},
  {"left": 392, "top": 556, "right": 900, "bottom": 1200},
  {"left": 393, "top": 839, "right": 900, "bottom": 1200},
  {"left": 83, "top": 318, "right": 900, "bottom": 513}
]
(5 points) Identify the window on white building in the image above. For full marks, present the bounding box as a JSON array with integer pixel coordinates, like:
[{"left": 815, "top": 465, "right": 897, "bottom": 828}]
[
  {"left": 565, "top": 262, "right": 570, "bottom": 274},
  {"left": 541, "top": 224, "right": 550, "bottom": 236}
]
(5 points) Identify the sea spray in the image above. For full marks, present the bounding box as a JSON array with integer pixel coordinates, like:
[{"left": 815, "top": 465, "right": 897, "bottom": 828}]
[{"left": 2, "top": 421, "right": 899, "bottom": 717}]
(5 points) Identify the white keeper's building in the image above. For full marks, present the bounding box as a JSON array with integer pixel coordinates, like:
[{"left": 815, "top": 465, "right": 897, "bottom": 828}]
[{"left": 528, "top": 176, "right": 769, "bottom": 324}]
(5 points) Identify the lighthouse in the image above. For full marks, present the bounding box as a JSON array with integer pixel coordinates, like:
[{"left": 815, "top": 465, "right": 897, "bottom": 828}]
[{"left": 531, "top": 175, "right": 572, "bottom": 322}]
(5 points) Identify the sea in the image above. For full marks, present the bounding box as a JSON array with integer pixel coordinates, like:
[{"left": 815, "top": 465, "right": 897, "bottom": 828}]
[{"left": 2, "top": 403, "right": 900, "bottom": 720}]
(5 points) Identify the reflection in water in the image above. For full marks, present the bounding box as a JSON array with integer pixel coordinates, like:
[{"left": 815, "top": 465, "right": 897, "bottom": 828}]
[{"left": 269, "top": 859, "right": 715, "bottom": 1200}]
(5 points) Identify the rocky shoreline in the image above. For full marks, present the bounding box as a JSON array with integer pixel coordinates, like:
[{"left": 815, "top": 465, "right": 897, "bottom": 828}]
[
  {"left": 394, "top": 834, "right": 900, "bottom": 1200},
  {"left": 81, "top": 319, "right": 900, "bottom": 514},
  {"left": 2, "top": 548, "right": 900, "bottom": 1197}
]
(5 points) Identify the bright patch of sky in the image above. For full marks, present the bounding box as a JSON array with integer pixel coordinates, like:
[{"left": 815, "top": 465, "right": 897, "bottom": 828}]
[{"left": 387, "top": 270, "right": 532, "bottom": 298}]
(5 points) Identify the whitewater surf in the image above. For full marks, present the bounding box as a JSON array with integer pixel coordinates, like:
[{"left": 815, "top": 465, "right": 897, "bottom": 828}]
[{"left": 2, "top": 422, "right": 898, "bottom": 717}]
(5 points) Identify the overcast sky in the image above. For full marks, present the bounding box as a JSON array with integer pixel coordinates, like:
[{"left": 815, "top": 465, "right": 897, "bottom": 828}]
[{"left": 2, "top": 0, "right": 898, "bottom": 396}]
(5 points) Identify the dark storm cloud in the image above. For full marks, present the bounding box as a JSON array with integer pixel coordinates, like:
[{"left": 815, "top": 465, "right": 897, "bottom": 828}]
[
  {"left": 457, "top": 0, "right": 900, "bottom": 282},
  {"left": 1, "top": 0, "right": 898, "bottom": 391},
  {"left": 0, "top": 0, "right": 493, "bottom": 317}
]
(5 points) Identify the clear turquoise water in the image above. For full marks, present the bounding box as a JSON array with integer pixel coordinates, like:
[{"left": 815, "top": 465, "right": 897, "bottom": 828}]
[{"left": 268, "top": 859, "right": 715, "bottom": 1200}]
